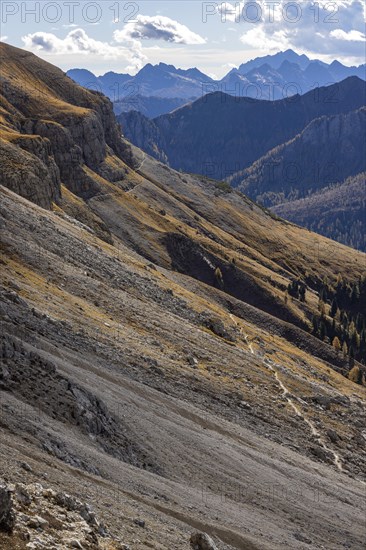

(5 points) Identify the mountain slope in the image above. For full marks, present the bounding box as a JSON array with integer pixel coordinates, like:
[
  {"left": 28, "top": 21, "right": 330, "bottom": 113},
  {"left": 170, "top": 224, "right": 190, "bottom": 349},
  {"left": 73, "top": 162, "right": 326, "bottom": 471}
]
[
  {"left": 3, "top": 184, "right": 366, "bottom": 550},
  {"left": 1, "top": 42, "right": 365, "bottom": 384},
  {"left": 0, "top": 42, "right": 136, "bottom": 240},
  {"left": 114, "top": 95, "right": 188, "bottom": 118},
  {"left": 1, "top": 42, "right": 366, "bottom": 550},
  {"left": 230, "top": 107, "right": 366, "bottom": 204},
  {"left": 272, "top": 173, "right": 366, "bottom": 251},
  {"left": 119, "top": 77, "right": 366, "bottom": 178}
]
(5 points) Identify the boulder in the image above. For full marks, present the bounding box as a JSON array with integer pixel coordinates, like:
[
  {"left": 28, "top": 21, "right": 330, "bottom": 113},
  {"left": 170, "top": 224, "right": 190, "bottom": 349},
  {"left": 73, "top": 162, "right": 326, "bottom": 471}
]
[
  {"left": 190, "top": 531, "right": 218, "bottom": 550},
  {"left": 327, "top": 429, "right": 340, "bottom": 443},
  {"left": 27, "top": 515, "right": 49, "bottom": 530},
  {"left": 312, "top": 395, "right": 331, "bottom": 410}
]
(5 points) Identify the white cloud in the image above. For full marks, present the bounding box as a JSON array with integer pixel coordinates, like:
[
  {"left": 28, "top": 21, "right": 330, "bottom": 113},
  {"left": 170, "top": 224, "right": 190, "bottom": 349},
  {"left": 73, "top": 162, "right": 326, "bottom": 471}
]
[
  {"left": 240, "top": 27, "right": 289, "bottom": 51},
  {"left": 1, "top": 36, "right": 8, "bottom": 41},
  {"left": 21, "top": 16, "right": 205, "bottom": 74},
  {"left": 23, "top": 28, "right": 121, "bottom": 57},
  {"left": 330, "top": 29, "right": 366, "bottom": 42},
  {"left": 114, "top": 15, "right": 206, "bottom": 45},
  {"left": 220, "top": 0, "right": 366, "bottom": 62},
  {"left": 22, "top": 28, "right": 147, "bottom": 73}
]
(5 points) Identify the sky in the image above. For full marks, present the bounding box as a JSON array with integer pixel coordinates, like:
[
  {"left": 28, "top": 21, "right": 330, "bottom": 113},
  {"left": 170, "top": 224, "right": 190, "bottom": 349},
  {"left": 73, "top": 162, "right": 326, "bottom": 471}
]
[{"left": 1, "top": 1, "right": 365, "bottom": 77}]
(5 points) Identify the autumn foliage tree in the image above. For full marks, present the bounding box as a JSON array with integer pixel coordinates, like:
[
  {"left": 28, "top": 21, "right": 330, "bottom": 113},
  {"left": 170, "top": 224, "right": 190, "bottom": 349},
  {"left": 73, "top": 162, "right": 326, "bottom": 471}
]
[{"left": 332, "top": 336, "right": 341, "bottom": 353}]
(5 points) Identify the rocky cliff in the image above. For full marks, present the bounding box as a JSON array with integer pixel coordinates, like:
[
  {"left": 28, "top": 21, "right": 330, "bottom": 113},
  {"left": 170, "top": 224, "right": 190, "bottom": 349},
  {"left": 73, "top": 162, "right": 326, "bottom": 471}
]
[
  {"left": 234, "top": 107, "right": 366, "bottom": 206},
  {"left": 117, "top": 109, "right": 169, "bottom": 163},
  {"left": 0, "top": 43, "right": 134, "bottom": 209}
]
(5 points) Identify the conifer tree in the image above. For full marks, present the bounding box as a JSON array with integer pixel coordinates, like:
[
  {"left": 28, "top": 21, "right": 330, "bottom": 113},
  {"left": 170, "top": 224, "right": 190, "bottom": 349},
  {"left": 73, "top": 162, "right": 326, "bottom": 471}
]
[
  {"left": 214, "top": 267, "right": 224, "bottom": 288},
  {"left": 342, "top": 341, "right": 348, "bottom": 358},
  {"left": 332, "top": 336, "right": 341, "bottom": 353}
]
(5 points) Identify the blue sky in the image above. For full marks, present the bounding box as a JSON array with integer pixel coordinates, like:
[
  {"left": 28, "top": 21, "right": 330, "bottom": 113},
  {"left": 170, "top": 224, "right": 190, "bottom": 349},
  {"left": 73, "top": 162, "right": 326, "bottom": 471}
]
[{"left": 1, "top": 1, "right": 365, "bottom": 77}]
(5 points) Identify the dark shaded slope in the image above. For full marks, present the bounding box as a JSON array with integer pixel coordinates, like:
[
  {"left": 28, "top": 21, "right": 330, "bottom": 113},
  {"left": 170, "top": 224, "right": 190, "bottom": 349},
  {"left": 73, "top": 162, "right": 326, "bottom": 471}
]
[
  {"left": 119, "top": 77, "right": 366, "bottom": 178},
  {"left": 231, "top": 107, "right": 366, "bottom": 205},
  {"left": 272, "top": 173, "right": 366, "bottom": 251}
]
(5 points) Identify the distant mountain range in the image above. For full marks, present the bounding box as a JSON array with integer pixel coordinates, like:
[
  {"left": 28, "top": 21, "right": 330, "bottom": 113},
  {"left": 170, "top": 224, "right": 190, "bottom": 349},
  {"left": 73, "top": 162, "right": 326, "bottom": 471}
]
[
  {"left": 118, "top": 77, "right": 366, "bottom": 251},
  {"left": 222, "top": 49, "right": 366, "bottom": 100},
  {"left": 119, "top": 77, "right": 366, "bottom": 177},
  {"left": 66, "top": 63, "right": 210, "bottom": 102},
  {"left": 67, "top": 49, "right": 366, "bottom": 117}
]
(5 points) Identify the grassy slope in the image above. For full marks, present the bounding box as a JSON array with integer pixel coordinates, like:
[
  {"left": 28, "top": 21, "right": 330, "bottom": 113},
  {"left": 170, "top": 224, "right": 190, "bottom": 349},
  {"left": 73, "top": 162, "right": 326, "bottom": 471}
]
[{"left": 1, "top": 185, "right": 366, "bottom": 549}]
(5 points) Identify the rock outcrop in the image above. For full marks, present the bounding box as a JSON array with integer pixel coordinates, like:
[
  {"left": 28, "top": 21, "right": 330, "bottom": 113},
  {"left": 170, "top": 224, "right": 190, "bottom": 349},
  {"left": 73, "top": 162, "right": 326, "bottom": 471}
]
[
  {"left": 0, "top": 484, "right": 15, "bottom": 533},
  {"left": 0, "top": 137, "right": 60, "bottom": 209},
  {"left": 0, "top": 42, "right": 133, "bottom": 209},
  {"left": 0, "top": 481, "right": 123, "bottom": 549},
  {"left": 190, "top": 532, "right": 218, "bottom": 550}
]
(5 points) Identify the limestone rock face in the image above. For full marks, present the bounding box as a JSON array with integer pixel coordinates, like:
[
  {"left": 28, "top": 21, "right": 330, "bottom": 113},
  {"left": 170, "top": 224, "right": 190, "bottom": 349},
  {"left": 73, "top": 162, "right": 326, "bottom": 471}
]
[
  {"left": 20, "top": 117, "right": 101, "bottom": 199},
  {"left": 0, "top": 42, "right": 133, "bottom": 209},
  {"left": 118, "top": 109, "right": 169, "bottom": 164},
  {"left": 1, "top": 481, "right": 121, "bottom": 548},
  {"left": 0, "top": 138, "right": 60, "bottom": 209}
]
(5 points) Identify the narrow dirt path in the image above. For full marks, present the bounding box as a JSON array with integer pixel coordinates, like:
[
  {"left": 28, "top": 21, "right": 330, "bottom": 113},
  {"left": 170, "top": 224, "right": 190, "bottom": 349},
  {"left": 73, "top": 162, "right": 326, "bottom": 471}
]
[
  {"left": 229, "top": 313, "right": 343, "bottom": 472},
  {"left": 263, "top": 358, "right": 343, "bottom": 472},
  {"left": 126, "top": 153, "right": 147, "bottom": 194},
  {"left": 136, "top": 152, "right": 146, "bottom": 171},
  {"left": 229, "top": 313, "right": 253, "bottom": 353}
]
